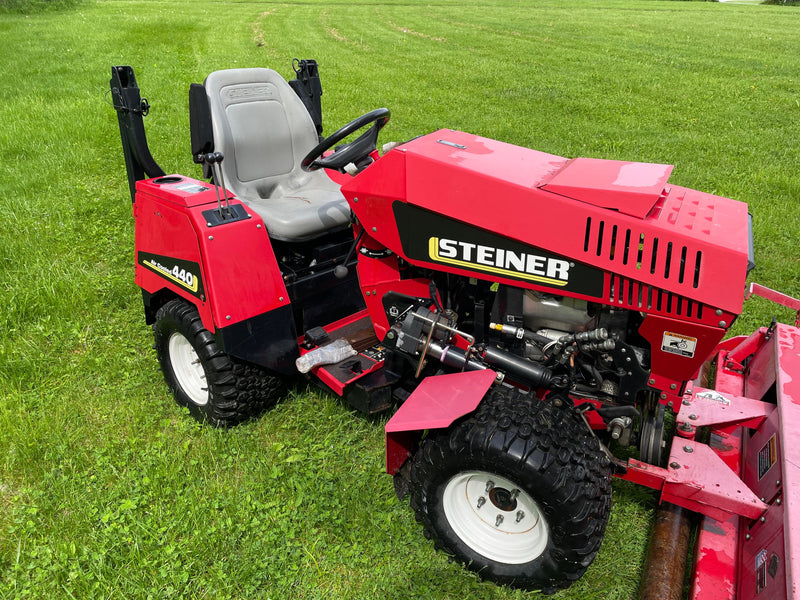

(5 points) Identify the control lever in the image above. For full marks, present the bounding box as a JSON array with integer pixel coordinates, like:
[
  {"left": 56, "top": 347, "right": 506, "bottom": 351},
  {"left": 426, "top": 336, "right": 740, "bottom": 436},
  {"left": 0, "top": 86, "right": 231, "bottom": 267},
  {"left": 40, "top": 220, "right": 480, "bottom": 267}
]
[
  {"left": 204, "top": 152, "right": 231, "bottom": 218},
  {"left": 334, "top": 227, "right": 365, "bottom": 279}
]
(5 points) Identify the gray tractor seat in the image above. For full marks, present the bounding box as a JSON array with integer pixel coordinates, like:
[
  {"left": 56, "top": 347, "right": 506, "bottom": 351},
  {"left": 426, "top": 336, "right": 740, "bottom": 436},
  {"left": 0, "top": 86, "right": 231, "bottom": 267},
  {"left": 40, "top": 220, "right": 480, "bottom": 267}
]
[{"left": 204, "top": 68, "right": 350, "bottom": 241}]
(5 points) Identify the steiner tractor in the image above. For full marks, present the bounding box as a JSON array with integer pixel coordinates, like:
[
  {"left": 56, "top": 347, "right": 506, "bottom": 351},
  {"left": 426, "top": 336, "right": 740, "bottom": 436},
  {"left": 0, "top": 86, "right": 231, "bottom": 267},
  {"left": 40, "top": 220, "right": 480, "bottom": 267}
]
[{"left": 110, "top": 61, "right": 800, "bottom": 597}]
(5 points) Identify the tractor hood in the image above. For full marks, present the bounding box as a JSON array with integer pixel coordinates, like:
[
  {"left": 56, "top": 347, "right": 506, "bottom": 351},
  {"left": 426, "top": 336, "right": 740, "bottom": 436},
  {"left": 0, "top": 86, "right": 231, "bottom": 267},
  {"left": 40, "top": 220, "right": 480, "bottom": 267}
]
[{"left": 342, "top": 130, "right": 752, "bottom": 316}]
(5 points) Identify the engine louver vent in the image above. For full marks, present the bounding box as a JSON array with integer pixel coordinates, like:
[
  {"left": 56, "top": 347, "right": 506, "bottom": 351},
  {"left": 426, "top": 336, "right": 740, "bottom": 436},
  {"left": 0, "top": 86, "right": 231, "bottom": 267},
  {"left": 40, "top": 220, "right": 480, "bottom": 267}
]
[
  {"left": 584, "top": 217, "right": 703, "bottom": 289},
  {"left": 609, "top": 274, "right": 704, "bottom": 319}
]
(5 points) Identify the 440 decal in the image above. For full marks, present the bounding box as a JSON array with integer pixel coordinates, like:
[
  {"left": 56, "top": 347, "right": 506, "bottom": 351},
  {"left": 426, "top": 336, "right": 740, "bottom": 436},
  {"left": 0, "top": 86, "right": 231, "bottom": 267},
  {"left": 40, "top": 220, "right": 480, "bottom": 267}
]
[{"left": 138, "top": 252, "right": 204, "bottom": 298}]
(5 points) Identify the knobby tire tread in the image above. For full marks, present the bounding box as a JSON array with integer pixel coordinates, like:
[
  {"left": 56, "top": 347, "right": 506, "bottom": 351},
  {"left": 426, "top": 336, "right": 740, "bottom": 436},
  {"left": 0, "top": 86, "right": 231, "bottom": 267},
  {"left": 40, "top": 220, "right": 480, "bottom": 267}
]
[
  {"left": 408, "top": 386, "right": 612, "bottom": 593},
  {"left": 154, "top": 299, "right": 283, "bottom": 427}
]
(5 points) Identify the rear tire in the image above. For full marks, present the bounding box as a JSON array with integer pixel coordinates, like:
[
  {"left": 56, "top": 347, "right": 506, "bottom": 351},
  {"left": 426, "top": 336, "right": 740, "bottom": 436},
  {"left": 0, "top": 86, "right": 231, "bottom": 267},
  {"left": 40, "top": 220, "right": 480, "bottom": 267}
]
[
  {"left": 408, "top": 387, "right": 612, "bottom": 592},
  {"left": 153, "top": 299, "right": 283, "bottom": 426}
]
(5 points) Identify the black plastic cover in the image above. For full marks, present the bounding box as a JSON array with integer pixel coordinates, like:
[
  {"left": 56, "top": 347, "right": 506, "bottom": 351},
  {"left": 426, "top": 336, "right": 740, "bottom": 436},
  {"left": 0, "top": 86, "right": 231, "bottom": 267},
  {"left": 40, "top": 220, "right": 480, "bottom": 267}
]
[{"left": 189, "top": 83, "right": 215, "bottom": 178}]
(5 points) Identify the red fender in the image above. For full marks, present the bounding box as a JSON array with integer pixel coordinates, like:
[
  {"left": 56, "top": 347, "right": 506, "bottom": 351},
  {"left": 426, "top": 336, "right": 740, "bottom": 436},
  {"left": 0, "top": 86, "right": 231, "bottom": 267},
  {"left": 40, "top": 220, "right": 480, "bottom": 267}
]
[{"left": 385, "top": 369, "right": 497, "bottom": 475}]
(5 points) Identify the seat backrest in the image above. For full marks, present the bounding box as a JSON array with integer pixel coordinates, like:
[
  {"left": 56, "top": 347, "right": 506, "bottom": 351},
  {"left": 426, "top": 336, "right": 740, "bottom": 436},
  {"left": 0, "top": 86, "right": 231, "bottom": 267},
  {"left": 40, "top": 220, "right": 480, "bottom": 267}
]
[{"left": 203, "top": 68, "right": 320, "bottom": 201}]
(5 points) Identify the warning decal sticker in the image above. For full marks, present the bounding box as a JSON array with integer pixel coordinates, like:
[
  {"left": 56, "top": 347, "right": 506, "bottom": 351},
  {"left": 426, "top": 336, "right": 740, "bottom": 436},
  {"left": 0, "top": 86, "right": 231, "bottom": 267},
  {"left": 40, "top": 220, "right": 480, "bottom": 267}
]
[
  {"left": 758, "top": 434, "right": 777, "bottom": 480},
  {"left": 661, "top": 332, "right": 697, "bottom": 358},
  {"left": 756, "top": 549, "right": 768, "bottom": 594}
]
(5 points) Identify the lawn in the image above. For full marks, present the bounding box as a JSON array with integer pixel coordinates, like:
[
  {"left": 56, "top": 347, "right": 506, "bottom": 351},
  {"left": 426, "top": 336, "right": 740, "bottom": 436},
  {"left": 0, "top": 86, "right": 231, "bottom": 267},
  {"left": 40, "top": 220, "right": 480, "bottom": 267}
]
[{"left": 0, "top": 0, "right": 798, "bottom": 598}]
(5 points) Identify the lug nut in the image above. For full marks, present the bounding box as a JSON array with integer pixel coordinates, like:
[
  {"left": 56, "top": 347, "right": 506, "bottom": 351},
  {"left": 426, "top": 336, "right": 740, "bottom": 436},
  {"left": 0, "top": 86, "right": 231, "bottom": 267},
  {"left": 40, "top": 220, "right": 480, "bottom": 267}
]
[
  {"left": 516, "top": 510, "right": 525, "bottom": 523},
  {"left": 485, "top": 481, "right": 495, "bottom": 492},
  {"left": 495, "top": 515, "right": 504, "bottom": 527},
  {"left": 476, "top": 496, "right": 486, "bottom": 509}
]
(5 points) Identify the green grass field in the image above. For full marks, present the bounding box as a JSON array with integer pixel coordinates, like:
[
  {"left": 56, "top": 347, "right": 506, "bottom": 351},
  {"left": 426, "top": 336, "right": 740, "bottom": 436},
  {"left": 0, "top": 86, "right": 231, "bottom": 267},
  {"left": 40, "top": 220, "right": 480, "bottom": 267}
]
[{"left": 1, "top": 0, "right": 798, "bottom": 598}]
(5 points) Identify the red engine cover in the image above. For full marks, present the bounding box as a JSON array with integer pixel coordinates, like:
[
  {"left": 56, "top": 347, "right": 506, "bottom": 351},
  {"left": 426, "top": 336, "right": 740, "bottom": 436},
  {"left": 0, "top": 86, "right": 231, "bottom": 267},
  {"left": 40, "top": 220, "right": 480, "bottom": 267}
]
[{"left": 343, "top": 130, "right": 752, "bottom": 392}]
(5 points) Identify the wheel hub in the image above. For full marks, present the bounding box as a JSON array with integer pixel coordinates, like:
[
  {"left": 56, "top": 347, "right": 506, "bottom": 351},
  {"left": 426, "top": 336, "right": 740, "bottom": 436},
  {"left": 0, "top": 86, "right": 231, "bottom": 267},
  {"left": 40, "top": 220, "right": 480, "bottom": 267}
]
[
  {"left": 489, "top": 487, "right": 518, "bottom": 512},
  {"left": 168, "top": 332, "right": 209, "bottom": 406},
  {"left": 442, "top": 470, "right": 548, "bottom": 564}
]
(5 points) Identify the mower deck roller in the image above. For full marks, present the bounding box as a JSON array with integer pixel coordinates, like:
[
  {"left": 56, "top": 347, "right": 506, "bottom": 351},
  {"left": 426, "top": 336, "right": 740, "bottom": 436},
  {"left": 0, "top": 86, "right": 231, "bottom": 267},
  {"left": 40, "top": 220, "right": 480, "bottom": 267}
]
[{"left": 639, "top": 322, "right": 800, "bottom": 600}]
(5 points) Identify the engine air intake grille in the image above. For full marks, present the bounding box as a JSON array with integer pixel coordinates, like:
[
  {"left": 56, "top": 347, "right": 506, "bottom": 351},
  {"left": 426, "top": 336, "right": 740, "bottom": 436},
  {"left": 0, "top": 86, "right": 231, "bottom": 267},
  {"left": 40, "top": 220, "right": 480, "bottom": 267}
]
[
  {"left": 609, "top": 274, "right": 704, "bottom": 320},
  {"left": 584, "top": 217, "right": 703, "bottom": 289}
]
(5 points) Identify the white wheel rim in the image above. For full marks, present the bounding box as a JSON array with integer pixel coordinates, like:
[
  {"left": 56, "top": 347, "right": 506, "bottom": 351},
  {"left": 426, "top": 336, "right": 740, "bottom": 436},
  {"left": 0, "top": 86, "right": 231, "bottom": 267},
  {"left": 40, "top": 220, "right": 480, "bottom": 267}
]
[
  {"left": 442, "top": 470, "right": 548, "bottom": 564},
  {"left": 168, "top": 332, "right": 209, "bottom": 406}
]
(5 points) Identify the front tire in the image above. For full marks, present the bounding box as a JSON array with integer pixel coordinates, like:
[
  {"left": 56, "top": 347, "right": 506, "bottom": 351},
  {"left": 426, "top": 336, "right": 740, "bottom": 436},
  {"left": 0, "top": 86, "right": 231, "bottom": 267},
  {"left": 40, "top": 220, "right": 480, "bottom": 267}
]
[
  {"left": 408, "top": 387, "right": 612, "bottom": 592},
  {"left": 153, "top": 299, "right": 283, "bottom": 426}
]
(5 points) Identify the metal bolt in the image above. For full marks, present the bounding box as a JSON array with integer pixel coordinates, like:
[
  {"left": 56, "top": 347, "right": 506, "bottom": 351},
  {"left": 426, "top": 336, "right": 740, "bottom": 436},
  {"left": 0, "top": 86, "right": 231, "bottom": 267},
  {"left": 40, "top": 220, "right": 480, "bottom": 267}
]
[
  {"left": 776, "top": 498, "right": 782, "bottom": 505},
  {"left": 626, "top": 357, "right": 631, "bottom": 363},
  {"left": 670, "top": 462, "right": 681, "bottom": 469},
  {"left": 485, "top": 481, "right": 495, "bottom": 492},
  {"left": 745, "top": 533, "right": 751, "bottom": 540},
  {"left": 279, "top": 296, "right": 284, "bottom": 302},
  {"left": 679, "top": 422, "right": 693, "bottom": 432},
  {"left": 372, "top": 289, "right": 377, "bottom": 295},
  {"left": 495, "top": 515, "right": 504, "bottom": 527},
  {"left": 476, "top": 496, "right": 486, "bottom": 509},
  {"left": 386, "top": 330, "right": 396, "bottom": 340},
  {"left": 510, "top": 489, "right": 520, "bottom": 500},
  {"left": 365, "top": 291, "right": 371, "bottom": 296},
  {"left": 207, "top": 222, "right": 212, "bottom": 227},
  {"left": 689, "top": 414, "right": 698, "bottom": 420},
  {"left": 716, "top": 309, "right": 723, "bottom": 316},
  {"left": 760, "top": 516, "right": 766, "bottom": 523},
  {"left": 353, "top": 197, "right": 358, "bottom": 203},
  {"left": 257, "top": 224, "right": 262, "bottom": 229},
  {"left": 683, "top": 445, "right": 694, "bottom": 453},
  {"left": 667, "top": 401, "right": 673, "bottom": 409},
  {"left": 226, "top": 315, "right": 231, "bottom": 320},
  {"left": 208, "top": 235, "right": 214, "bottom": 240},
  {"left": 682, "top": 400, "right": 691, "bottom": 406},
  {"left": 372, "top": 226, "right": 377, "bottom": 232},
  {"left": 760, "top": 497, "right": 766, "bottom": 502},
  {"left": 777, "top": 480, "right": 781, "bottom": 487},
  {"left": 719, "top": 321, "right": 727, "bottom": 328},
  {"left": 670, "top": 383, "right": 677, "bottom": 390},
  {"left": 660, "top": 393, "right": 667, "bottom": 400},
  {"left": 649, "top": 378, "right": 656, "bottom": 385},
  {"left": 516, "top": 510, "right": 525, "bottom": 523}
]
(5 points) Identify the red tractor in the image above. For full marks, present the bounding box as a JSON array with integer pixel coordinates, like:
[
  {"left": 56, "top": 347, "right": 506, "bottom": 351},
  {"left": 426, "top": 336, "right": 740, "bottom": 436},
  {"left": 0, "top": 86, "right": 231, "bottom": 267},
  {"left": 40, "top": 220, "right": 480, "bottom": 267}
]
[{"left": 110, "top": 61, "right": 800, "bottom": 597}]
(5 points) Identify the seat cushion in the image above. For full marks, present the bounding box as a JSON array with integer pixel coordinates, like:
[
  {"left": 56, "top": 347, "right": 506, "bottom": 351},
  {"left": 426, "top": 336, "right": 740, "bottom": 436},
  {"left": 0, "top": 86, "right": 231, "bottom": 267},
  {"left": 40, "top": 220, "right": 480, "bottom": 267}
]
[{"left": 204, "top": 68, "right": 351, "bottom": 240}]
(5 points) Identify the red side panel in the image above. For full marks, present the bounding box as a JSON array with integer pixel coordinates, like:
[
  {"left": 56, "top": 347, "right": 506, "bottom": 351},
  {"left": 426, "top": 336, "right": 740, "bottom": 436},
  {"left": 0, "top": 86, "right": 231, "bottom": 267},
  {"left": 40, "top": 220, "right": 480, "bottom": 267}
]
[
  {"left": 776, "top": 326, "right": 800, "bottom": 600},
  {"left": 134, "top": 176, "right": 288, "bottom": 332},
  {"left": 385, "top": 370, "right": 497, "bottom": 474},
  {"left": 638, "top": 314, "right": 727, "bottom": 399}
]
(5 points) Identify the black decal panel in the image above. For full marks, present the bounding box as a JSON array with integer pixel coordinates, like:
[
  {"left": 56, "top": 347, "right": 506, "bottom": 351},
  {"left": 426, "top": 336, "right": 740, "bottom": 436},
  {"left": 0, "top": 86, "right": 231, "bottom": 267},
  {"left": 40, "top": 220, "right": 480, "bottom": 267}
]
[
  {"left": 393, "top": 202, "right": 604, "bottom": 298},
  {"left": 138, "top": 252, "right": 205, "bottom": 299}
]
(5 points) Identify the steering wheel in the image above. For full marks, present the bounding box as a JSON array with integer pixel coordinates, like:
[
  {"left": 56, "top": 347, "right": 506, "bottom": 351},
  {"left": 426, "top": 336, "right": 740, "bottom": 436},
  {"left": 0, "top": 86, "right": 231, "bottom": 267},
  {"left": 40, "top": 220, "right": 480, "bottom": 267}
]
[{"left": 301, "top": 108, "right": 390, "bottom": 173}]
